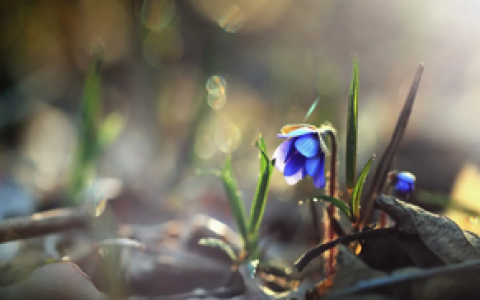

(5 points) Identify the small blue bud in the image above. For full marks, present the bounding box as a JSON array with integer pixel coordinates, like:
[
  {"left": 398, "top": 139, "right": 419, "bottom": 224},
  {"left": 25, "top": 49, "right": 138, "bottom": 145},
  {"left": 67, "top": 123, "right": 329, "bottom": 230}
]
[{"left": 393, "top": 171, "right": 416, "bottom": 195}]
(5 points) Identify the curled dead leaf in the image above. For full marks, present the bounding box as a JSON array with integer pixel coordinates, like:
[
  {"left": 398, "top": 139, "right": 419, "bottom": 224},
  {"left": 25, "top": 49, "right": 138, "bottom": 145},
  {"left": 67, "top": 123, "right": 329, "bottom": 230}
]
[{"left": 376, "top": 195, "right": 480, "bottom": 264}]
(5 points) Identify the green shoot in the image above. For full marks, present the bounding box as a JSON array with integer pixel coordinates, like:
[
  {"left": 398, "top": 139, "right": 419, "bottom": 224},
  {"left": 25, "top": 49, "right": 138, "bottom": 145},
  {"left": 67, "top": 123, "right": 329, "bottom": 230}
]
[
  {"left": 69, "top": 57, "right": 103, "bottom": 205},
  {"left": 220, "top": 155, "right": 249, "bottom": 249},
  {"left": 351, "top": 155, "right": 375, "bottom": 223},
  {"left": 248, "top": 135, "right": 274, "bottom": 237},
  {"left": 346, "top": 56, "right": 359, "bottom": 194}
]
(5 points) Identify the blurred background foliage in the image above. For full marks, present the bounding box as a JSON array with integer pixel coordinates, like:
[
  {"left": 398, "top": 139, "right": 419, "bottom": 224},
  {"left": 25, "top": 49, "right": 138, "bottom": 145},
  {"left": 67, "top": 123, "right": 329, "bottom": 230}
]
[{"left": 1, "top": 0, "right": 480, "bottom": 233}]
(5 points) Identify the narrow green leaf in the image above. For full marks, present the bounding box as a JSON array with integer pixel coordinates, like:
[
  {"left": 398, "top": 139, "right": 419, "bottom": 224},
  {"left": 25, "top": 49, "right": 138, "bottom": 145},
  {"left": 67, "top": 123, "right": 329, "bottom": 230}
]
[
  {"left": 346, "top": 56, "right": 359, "bottom": 192},
  {"left": 258, "top": 134, "right": 268, "bottom": 174},
  {"left": 248, "top": 136, "right": 274, "bottom": 236},
  {"left": 198, "top": 238, "right": 238, "bottom": 261},
  {"left": 351, "top": 155, "right": 375, "bottom": 222},
  {"left": 315, "top": 195, "right": 351, "bottom": 220},
  {"left": 69, "top": 56, "right": 103, "bottom": 205},
  {"left": 221, "top": 155, "right": 249, "bottom": 246}
]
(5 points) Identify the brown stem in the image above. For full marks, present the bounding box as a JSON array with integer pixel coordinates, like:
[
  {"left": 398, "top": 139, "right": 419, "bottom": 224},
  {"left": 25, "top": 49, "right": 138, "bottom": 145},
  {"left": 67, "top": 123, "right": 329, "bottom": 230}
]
[
  {"left": 0, "top": 209, "right": 91, "bottom": 244},
  {"left": 324, "top": 128, "right": 338, "bottom": 276},
  {"left": 309, "top": 199, "right": 321, "bottom": 244}
]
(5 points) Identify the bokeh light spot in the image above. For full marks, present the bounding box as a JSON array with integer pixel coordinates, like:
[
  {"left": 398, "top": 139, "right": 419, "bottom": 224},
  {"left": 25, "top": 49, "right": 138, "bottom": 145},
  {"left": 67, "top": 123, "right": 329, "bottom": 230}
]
[
  {"left": 218, "top": 5, "right": 245, "bottom": 33},
  {"left": 141, "top": 0, "right": 176, "bottom": 30},
  {"left": 207, "top": 92, "right": 227, "bottom": 110},
  {"left": 206, "top": 75, "right": 226, "bottom": 96},
  {"left": 195, "top": 135, "right": 217, "bottom": 159},
  {"left": 215, "top": 122, "right": 241, "bottom": 153},
  {"left": 143, "top": 28, "right": 183, "bottom": 68}
]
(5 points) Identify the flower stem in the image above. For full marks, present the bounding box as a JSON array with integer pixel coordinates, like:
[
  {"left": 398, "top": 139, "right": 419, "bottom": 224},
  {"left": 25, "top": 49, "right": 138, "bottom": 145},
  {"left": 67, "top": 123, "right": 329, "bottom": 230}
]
[
  {"left": 322, "top": 126, "right": 338, "bottom": 276},
  {"left": 309, "top": 199, "right": 321, "bottom": 244}
]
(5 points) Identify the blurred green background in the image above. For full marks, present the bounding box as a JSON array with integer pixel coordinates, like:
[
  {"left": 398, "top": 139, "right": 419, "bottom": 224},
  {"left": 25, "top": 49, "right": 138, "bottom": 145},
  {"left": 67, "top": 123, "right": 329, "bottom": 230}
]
[{"left": 1, "top": 0, "right": 480, "bottom": 231}]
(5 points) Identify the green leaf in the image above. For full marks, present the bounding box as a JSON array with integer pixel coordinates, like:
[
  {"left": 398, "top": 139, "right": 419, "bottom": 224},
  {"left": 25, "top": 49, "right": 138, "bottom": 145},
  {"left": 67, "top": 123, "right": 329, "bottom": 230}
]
[
  {"left": 346, "top": 56, "right": 359, "bottom": 193},
  {"left": 248, "top": 135, "right": 274, "bottom": 236},
  {"left": 98, "top": 112, "right": 124, "bottom": 148},
  {"left": 198, "top": 238, "right": 238, "bottom": 261},
  {"left": 351, "top": 155, "right": 375, "bottom": 222},
  {"left": 315, "top": 195, "right": 351, "bottom": 220},
  {"left": 69, "top": 56, "right": 103, "bottom": 205},
  {"left": 258, "top": 134, "right": 268, "bottom": 174},
  {"left": 221, "top": 155, "right": 249, "bottom": 246}
]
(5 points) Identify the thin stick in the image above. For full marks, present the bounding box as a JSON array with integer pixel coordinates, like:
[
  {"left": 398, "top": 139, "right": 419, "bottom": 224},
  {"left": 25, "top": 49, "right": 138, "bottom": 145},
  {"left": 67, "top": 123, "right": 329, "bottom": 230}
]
[
  {"left": 295, "top": 227, "right": 396, "bottom": 272},
  {"left": 0, "top": 209, "right": 91, "bottom": 244}
]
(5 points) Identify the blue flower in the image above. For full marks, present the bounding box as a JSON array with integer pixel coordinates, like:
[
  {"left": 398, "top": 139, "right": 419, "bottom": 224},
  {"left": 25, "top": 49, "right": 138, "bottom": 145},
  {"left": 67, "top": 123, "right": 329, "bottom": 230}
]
[
  {"left": 272, "top": 125, "right": 327, "bottom": 189},
  {"left": 393, "top": 171, "right": 416, "bottom": 195}
]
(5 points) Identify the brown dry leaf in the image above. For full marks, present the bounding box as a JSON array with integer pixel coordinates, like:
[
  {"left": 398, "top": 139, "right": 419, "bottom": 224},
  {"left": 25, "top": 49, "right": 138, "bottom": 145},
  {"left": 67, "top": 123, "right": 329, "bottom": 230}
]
[{"left": 376, "top": 195, "right": 480, "bottom": 264}]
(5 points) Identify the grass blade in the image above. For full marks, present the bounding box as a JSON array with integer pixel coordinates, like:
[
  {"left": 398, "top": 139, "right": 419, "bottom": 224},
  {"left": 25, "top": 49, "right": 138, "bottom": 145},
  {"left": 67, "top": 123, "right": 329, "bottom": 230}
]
[
  {"left": 360, "top": 64, "right": 424, "bottom": 227},
  {"left": 199, "top": 238, "right": 238, "bottom": 261},
  {"left": 315, "top": 195, "right": 351, "bottom": 220},
  {"left": 346, "top": 56, "right": 359, "bottom": 193},
  {"left": 69, "top": 56, "right": 103, "bottom": 205},
  {"left": 248, "top": 135, "right": 274, "bottom": 236},
  {"left": 351, "top": 155, "right": 375, "bottom": 222},
  {"left": 221, "top": 155, "right": 249, "bottom": 246}
]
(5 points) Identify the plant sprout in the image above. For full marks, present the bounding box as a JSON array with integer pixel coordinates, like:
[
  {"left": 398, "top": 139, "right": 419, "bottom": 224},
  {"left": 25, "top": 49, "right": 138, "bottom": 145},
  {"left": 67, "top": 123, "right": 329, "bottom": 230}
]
[{"left": 69, "top": 53, "right": 124, "bottom": 206}]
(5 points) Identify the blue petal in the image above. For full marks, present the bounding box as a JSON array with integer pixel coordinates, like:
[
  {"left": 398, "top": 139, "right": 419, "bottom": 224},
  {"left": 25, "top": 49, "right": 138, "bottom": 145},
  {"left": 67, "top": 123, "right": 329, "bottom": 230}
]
[
  {"left": 294, "top": 134, "right": 320, "bottom": 158},
  {"left": 277, "top": 127, "right": 317, "bottom": 138},
  {"left": 284, "top": 153, "right": 306, "bottom": 177},
  {"left": 312, "top": 160, "right": 326, "bottom": 189},
  {"left": 394, "top": 181, "right": 410, "bottom": 194},
  {"left": 305, "top": 156, "right": 321, "bottom": 177},
  {"left": 397, "top": 172, "right": 416, "bottom": 184},
  {"left": 285, "top": 167, "right": 307, "bottom": 185},
  {"left": 272, "top": 139, "right": 294, "bottom": 173}
]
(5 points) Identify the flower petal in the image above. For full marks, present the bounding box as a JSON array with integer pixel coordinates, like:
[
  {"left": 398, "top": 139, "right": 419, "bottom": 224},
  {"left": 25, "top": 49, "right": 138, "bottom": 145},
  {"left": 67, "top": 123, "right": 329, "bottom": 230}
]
[
  {"left": 312, "top": 157, "right": 326, "bottom": 189},
  {"left": 284, "top": 153, "right": 306, "bottom": 177},
  {"left": 394, "top": 181, "right": 410, "bottom": 194},
  {"left": 272, "top": 139, "right": 294, "bottom": 172},
  {"left": 294, "top": 134, "right": 320, "bottom": 158},
  {"left": 305, "top": 156, "right": 321, "bottom": 177},
  {"left": 277, "top": 127, "right": 317, "bottom": 138},
  {"left": 285, "top": 167, "right": 306, "bottom": 185},
  {"left": 397, "top": 172, "right": 416, "bottom": 184}
]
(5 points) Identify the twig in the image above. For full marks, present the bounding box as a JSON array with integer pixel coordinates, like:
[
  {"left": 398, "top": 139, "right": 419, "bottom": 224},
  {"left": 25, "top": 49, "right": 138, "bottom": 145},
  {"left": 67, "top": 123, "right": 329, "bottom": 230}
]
[
  {"left": 295, "top": 228, "right": 396, "bottom": 272},
  {"left": 0, "top": 209, "right": 91, "bottom": 244}
]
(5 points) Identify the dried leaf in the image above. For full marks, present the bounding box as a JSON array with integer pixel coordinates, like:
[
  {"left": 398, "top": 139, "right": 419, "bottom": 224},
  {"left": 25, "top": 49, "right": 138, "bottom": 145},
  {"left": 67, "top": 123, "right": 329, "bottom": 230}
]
[{"left": 376, "top": 195, "right": 480, "bottom": 264}]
